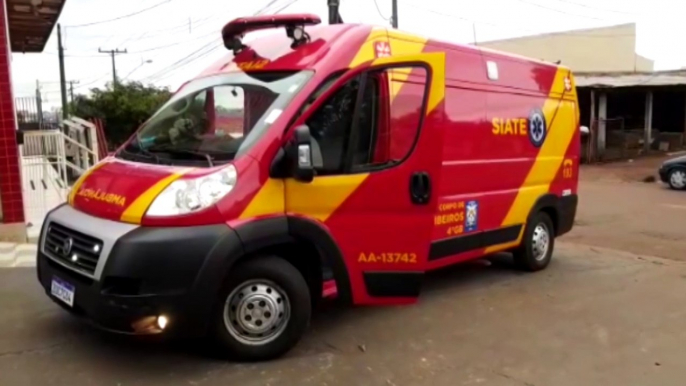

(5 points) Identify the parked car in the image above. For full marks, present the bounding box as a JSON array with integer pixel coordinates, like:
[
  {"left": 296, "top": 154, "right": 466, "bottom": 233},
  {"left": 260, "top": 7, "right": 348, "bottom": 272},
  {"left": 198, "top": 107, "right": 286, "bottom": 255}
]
[{"left": 659, "top": 155, "right": 686, "bottom": 190}]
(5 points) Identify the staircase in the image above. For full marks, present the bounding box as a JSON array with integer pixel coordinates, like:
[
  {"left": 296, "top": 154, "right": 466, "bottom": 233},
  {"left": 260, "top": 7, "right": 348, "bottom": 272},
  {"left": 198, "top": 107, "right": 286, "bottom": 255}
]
[{"left": 19, "top": 116, "right": 101, "bottom": 242}]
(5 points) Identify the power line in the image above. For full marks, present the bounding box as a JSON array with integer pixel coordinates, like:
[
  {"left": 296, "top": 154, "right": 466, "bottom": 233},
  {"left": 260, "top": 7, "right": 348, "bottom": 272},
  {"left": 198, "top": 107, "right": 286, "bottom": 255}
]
[
  {"left": 127, "top": 31, "right": 217, "bottom": 54},
  {"left": 402, "top": 2, "right": 635, "bottom": 38},
  {"left": 73, "top": 74, "right": 111, "bottom": 91},
  {"left": 110, "top": 14, "right": 221, "bottom": 52},
  {"left": 63, "top": 19, "right": 209, "bottom": 40},
  {"left": 272, "top": 0, "right": 302, "bottom": 14},
  {"left": 45, "top": 29, "right": 218, "bottom": 57},
  {"left": 373, "top": 0, "right": 391, "bottom": 20},
  {"left": 66, "top": 0, "right": 173, "bottom": 28},
  {"left": 142, "top": 0, "right": 299, "bottom": 83},
  {"left": 550, "top": 0, "right": 636, "bottom": 15},
  {"left": 255, "top": 0, "right": 283, "bottom": 15},
  {"left": 140, "top": 0, "right": 302, "bottom": 85},
  {"left": 147, "top": 45, "right": 222, "bottom": 83},
  {"left": 512, "top": 0, "right": 609, "bottom": 21},
  {"left": 141, "top": 41, "right": 220, "bottom": 83}
]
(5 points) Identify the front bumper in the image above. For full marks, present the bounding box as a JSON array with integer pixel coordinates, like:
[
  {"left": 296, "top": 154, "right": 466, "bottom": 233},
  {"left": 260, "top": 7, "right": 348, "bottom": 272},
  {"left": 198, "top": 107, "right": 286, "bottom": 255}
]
[
  {"left": 37, "top": 205, "right": 242, "bottom": 337},
  {"left": 659, "top": 166, "right": 669, "bottom": 183}
]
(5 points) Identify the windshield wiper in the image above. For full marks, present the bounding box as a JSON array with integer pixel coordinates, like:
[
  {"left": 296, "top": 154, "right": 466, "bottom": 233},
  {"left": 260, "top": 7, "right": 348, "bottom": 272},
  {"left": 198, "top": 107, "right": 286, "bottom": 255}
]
[
  {"left": 147, "top": 145, "right": 215, "bottom": 167},
  {"left": 137, "top": 143, "right": 161, "bottom": 164},
  {"left": 118, "top": 141, "right": 161, "bottom": 164}
]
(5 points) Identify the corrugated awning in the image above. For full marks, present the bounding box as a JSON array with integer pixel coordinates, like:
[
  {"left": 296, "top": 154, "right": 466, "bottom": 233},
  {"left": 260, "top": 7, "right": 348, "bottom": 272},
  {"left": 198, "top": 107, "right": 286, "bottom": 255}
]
[
  {"left": 576, "top": 70, "right": 686, "bottom": 88},
  {"left": 7, "top": 0, "right": 66, "bottom": 53}
]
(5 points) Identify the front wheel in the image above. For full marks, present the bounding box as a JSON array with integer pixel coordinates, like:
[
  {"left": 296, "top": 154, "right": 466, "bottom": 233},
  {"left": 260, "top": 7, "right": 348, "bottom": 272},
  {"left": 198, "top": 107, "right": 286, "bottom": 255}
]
[
  {"left": 513, "top": 212, "right": 555, "bottom": 272},
  {"left": 668, "top": 168, "right": 686, "bottom": 190},
  {"left": 210, "top": 255, "right": 311, "bottom": 361}
]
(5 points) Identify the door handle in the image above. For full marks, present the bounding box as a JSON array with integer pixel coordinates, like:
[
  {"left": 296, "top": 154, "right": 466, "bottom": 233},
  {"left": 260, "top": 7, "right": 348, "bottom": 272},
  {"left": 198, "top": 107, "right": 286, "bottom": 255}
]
[{"left": 410, "top": 172, "right": 431, "bottom": 205}]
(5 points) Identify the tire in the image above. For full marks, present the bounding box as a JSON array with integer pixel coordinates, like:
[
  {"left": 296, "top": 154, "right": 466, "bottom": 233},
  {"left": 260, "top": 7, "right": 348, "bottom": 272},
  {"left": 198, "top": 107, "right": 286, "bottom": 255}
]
[
  {"left": 513, "top": 212, "right": 555, "bottom": 272},
  {"left": 668, "top": 168, "right": 686, "bottom": 190},
  {"left": 210, "top": 255, "right": 311, "bottom": 361}
]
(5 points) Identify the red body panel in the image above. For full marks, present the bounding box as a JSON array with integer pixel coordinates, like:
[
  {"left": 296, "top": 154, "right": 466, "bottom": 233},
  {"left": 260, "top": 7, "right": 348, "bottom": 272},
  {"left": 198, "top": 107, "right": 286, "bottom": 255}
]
[
  {"left": 72, "top": 159, "right": 175, "bottom": 221},
  {"left": 69, "top": 20, "right": 579, "bottom": 305}
]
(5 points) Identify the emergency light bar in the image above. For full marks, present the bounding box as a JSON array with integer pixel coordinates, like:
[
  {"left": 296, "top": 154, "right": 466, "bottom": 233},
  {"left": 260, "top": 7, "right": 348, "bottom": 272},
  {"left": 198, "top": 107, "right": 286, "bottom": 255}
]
[{"left": 222, "top": 14, "right": 321, "bottom": 54}]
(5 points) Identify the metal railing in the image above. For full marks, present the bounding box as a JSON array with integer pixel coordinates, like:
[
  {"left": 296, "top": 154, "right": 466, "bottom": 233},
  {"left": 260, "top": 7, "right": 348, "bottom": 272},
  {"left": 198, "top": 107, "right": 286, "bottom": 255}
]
[{"left": 20, "top": 118, "right": 101, "bottom": 237}]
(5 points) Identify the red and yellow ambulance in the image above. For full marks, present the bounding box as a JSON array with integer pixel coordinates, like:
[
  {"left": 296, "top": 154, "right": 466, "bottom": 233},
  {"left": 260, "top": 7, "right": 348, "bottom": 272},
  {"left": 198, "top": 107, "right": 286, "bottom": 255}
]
[{"left": 37, "top": 14, "right": 579, "bottom": 360}]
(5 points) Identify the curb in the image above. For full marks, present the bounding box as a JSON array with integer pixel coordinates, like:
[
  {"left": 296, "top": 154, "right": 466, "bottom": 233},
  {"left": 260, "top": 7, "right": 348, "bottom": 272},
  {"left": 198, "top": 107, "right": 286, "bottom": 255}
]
[{"left": 0, "top": 242, "right": 37, "bottom": 268}]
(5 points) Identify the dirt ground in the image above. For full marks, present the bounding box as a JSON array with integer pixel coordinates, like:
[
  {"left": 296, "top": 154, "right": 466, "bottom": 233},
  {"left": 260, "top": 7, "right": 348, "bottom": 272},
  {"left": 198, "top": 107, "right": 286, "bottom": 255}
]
[
  {"left": 570, "top": 154, "right": 686, "bottom": 261},
  {"left": 1, "top": 154, "right": 686, "bottom": 385}
]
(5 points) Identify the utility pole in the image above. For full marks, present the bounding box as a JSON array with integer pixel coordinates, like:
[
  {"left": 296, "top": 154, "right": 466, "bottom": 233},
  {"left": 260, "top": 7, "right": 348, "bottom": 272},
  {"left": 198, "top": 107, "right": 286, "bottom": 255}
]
[
  {"left": 391, "top": 0, "right": 398, "bottom": 28},
  {"left": 35, "top": 80, "right": 44, "bottom": 125},
  {"left": 98, "top": 48, "right": 128, "bottom": 86},
  {"left": 68, "top": 80, "right": 79, "bottom": 106},
  {"left": 57, "top": 24, "right": 68, "bottom": 120},
  {"left": 327, "top": 0, "right": 342, "bottom": 24}
]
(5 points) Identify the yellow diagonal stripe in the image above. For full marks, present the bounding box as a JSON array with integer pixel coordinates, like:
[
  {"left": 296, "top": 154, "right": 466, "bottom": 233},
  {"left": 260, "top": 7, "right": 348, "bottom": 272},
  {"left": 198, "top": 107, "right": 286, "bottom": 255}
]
[
  {"left": 485, "top": 68, "right": 576, "bottom": 253},
  {"left": 349, "top": 28, "right": 388, "bottom": 68},
  {"left": 285, "top": 174, "right": 369, "bottom": 222},
  {"left": 239, "top": 178, "right": 285, "bottom": 220},
  {"left": 385, "top": 30, "right": 428, "bottom": 103},
  {"left": 372, "top": 52, "right": 445, "bottom": 115},
  {"left": 68, "top": 160, "right": 108, "bottom": 206},
  {"left": 120, "top": 168, "right": 193, "bottom": 224}
]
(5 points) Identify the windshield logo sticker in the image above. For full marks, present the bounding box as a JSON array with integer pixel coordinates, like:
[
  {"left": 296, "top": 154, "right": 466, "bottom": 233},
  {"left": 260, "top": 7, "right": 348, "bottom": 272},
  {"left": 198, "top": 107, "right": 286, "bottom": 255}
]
[
  {"left": 374, "top": 41, "right": 391, "bottom": 58},
  {"left": 465, "top": 200, "right": 479, "bottom": 233},
  {"left": 528, "top": 108, "right": 547, "bottom": 148},
  {"left": 236, "top": 59, "right": 270, "bottom": 71},
  {"left": 264, "top": 109, "right": 283, "bottom": 124},
  {"left": 77, "top": 187, "right": 127, "bottom": 207}
]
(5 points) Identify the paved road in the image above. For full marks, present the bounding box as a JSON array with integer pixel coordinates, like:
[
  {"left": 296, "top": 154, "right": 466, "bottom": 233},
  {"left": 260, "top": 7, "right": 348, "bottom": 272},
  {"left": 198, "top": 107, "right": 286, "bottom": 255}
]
[
  {"left": 3, "top": 157, "right": 686, "bottom": 385},
  {"left": 2, "top": 242, "right": 686, "bottom": 386}
]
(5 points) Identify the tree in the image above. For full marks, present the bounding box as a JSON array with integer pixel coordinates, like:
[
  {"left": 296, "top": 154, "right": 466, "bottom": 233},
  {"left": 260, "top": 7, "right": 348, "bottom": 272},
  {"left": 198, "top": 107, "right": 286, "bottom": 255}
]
[{"left": 70, "top": 81, "right": 172, "bottom": 148}]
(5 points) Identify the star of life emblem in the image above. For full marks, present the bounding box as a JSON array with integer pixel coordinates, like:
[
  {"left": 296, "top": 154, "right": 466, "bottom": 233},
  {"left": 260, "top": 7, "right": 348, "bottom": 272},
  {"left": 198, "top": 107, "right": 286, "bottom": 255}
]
[{"left": 528, "top": 109, "right": 547, "bottom": 148}]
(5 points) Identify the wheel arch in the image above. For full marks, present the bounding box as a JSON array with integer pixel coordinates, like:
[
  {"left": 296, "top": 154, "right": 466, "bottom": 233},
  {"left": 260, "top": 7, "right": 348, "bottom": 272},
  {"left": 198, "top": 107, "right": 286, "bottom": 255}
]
[
  {"left": 229, "top": 216, "right": 352, "bottom": 306},
  {"left": 529, "top": 194, "right": 561, "bottom": 235}
]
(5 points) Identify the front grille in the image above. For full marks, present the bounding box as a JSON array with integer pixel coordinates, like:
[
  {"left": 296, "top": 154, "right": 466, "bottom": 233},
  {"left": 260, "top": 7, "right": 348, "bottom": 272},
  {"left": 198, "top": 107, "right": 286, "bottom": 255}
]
[{"left": 44, "top": 222, "right": 103, "bottom": 275}]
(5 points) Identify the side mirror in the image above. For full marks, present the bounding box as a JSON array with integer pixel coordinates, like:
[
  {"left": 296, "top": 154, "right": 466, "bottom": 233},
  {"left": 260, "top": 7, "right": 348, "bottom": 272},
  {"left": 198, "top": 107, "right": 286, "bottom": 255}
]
[
  {"left": 292, "top": 124, "right": 314, "bottom": 183},
  {"left": 580, "top": 126, "right": 590, "bottom": 135}
]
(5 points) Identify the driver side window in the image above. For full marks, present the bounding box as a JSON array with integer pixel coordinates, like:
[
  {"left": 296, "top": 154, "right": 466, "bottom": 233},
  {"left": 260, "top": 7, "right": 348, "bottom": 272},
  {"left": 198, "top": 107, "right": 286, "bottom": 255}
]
[
  {"left": 306, "top": 76, "right": 362, "bottom": 175},
  {"left": 305, "top": 65, "right": 427, "bottom": 176}
]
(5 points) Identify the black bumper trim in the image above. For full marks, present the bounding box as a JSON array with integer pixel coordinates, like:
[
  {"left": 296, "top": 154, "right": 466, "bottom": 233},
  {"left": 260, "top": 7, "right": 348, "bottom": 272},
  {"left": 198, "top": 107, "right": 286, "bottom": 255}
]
[
  {"left": 428, "top": 225, "right": 522, "bottom": 261},
  {"left": 363, "top": 271, "right": 423, "bottom": 297}
]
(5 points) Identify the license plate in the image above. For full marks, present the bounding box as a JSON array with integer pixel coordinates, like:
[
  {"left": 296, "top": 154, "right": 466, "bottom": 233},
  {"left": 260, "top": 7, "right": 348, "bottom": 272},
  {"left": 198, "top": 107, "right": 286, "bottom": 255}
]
[{"left": 51, "top": 277, "right": 75, "bottom": 307}]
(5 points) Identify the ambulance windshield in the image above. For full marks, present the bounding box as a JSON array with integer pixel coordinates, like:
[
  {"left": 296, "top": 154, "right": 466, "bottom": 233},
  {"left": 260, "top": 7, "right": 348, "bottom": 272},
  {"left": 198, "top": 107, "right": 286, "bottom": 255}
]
[{"left": 118, "top": 70, "right": 312, "bottom": 166}]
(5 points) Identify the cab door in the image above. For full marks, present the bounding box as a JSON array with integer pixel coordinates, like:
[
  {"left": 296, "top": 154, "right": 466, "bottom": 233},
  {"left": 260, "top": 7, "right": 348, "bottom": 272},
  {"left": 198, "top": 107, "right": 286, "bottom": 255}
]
[{"left": 285, "top": 53, "right": 446, "bottom": 305}]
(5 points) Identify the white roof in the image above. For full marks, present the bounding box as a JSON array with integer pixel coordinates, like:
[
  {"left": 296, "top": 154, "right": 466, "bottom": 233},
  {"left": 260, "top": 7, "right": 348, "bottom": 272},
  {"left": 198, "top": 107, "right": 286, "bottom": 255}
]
[{"left": 575, "top": 70, "right": 686, "bottom": 88}]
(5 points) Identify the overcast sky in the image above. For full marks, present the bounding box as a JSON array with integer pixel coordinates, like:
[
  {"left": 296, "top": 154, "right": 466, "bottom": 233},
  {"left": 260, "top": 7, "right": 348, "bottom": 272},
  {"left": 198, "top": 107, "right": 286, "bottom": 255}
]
[{"left": 10, "top": 0, "right": 686, "bottom": 109}]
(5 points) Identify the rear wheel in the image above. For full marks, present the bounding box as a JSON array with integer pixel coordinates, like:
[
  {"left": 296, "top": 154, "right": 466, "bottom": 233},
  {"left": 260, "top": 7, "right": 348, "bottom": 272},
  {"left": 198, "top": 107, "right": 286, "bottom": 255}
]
[
  {"left": 668, "top": 168, "right": 686, "bottom": 190},
  {"left": 210, "top": 255, "right": 311, "bottom": 361},
  {"left": 513, "top": 212, "right": 555, "bottom": 272}
]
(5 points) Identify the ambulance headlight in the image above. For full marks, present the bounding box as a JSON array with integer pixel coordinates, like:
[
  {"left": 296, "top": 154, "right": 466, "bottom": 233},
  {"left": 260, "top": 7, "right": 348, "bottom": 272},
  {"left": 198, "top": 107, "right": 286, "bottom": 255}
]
[{"left": 146, "top": 165, "right": 237, "bottom": 216}]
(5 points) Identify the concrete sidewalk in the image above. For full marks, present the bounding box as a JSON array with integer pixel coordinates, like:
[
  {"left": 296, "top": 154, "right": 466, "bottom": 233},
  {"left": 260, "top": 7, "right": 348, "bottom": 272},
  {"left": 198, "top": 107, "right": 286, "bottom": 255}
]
[{"left": 0, "top": 242, "right": 37, "bottom": 268}]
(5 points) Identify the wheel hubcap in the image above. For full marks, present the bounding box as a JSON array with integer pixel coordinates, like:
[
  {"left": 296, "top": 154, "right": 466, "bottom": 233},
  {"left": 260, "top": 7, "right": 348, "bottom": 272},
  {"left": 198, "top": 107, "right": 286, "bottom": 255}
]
[
  {"left": 670, "top": 171, "right": 686, "bottom": 188},
  {"left": 223, "top": 279, "right": 290, "bottom": 346},
  {"left": 532, "top": 223, "right": 550, "bottom": 261}
]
